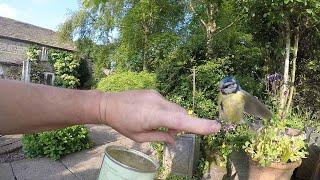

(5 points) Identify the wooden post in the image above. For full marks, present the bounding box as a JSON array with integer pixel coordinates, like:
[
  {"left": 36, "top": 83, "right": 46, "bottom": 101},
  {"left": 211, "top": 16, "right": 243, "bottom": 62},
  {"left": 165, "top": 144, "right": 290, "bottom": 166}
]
[{"left": 21, "top": 60, "right": 31, "bottom": 82}]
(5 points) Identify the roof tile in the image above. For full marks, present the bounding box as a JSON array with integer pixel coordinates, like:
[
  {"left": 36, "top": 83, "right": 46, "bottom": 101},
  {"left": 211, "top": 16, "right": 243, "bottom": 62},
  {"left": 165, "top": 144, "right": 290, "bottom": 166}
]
[{"left": 0, "top": 16, "right": 75, "bottom": 51}]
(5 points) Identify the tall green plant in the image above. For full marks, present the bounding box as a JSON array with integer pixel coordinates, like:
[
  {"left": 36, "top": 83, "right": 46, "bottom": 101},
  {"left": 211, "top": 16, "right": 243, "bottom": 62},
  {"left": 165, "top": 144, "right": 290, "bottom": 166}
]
[{"left": 50, "top": 50, "right": 80, "bottom": 88}]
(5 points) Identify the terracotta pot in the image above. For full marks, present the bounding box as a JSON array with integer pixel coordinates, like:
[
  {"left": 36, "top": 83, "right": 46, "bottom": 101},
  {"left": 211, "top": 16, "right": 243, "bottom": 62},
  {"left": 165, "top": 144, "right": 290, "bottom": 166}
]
[{"left": 248, "top": 159, "right": 302, "bottom": 180}]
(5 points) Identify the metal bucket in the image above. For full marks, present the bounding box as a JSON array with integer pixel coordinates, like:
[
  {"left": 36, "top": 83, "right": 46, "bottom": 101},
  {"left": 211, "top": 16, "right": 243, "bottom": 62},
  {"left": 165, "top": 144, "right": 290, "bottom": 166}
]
[{"left": 98, "top": 145, "right": 159, "bottom": 180}]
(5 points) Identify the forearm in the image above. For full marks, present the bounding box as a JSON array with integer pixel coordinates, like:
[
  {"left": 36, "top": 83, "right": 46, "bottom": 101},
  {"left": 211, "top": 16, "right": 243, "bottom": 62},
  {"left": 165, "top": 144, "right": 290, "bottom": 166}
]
[{"left": 0, "top": 79, "right": 103, "bottom": 134}]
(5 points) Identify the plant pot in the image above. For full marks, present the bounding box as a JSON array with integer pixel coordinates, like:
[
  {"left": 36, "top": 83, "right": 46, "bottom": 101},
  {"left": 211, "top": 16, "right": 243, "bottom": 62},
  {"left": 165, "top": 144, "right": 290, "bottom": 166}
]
[
  {"left": 295, "top": 131, "right": 320, "bottom": 180},
  {"left": 248, "top": 159, "right": 302, "bottom": 180},
  {"left": 228, "top": 151, "right": 249, "bottom": 180}
]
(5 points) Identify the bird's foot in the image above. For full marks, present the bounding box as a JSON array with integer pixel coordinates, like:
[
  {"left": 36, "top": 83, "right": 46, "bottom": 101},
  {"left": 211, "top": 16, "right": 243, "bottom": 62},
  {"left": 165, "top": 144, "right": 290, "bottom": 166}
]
[{"left": 222, "top": 124, "right": 236, "bottom": 132}]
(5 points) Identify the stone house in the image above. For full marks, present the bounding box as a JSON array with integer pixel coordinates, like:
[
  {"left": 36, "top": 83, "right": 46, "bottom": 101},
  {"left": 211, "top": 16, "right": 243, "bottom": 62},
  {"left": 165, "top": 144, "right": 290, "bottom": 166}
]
[{"left": 0, "top": 16, "right": 75, "bottom": 85}]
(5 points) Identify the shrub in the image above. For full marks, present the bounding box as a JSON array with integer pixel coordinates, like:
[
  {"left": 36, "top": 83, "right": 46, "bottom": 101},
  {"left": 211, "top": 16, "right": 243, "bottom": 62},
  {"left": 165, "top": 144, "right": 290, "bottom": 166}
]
[
  {"left": 97, "top": 71, "right": 156, "bottom": 92},
  {"left": 22, "top": 125, "right": 92, "bottom": 160}
]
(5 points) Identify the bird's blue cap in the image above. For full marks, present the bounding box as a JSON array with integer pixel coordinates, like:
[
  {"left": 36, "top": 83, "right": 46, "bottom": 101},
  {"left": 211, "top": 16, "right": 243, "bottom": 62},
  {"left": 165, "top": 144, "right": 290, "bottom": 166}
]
[{"left": 219, "top": 76, "right": 240, "bottom": 94}]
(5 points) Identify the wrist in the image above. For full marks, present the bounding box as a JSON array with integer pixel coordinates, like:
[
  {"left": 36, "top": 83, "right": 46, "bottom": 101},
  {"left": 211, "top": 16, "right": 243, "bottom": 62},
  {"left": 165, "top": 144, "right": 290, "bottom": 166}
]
[
  {"left": 98, "top": 92, "right": 116, "bottom": 125},
  {"left": 80, "top": 90, "right": 104, "bottom": 125}
]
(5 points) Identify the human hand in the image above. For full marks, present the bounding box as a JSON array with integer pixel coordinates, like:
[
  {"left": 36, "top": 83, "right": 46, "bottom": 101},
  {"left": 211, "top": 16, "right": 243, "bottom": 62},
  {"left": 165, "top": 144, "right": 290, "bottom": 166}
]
[{"left": 99, "top": 90, "right": 221, "bottom": 145}]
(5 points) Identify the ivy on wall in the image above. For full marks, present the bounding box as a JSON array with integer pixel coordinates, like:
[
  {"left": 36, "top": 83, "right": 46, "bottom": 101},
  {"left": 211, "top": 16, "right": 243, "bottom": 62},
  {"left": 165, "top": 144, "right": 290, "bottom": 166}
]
[
  {"left": 26, "top": 45, "right": 44, "bottom": 83},
  {"left": 50, "top": 50, "right": 80, "bottom": 88},
  {"left": 26, "top": 45, "right": 80, "bottom": 89}
]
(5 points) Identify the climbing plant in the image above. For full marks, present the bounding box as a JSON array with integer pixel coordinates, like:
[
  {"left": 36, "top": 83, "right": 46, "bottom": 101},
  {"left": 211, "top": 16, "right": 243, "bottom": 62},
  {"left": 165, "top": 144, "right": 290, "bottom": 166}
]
[
  {"left": 26, "top": 45, "right": 44, "bottom": 83},
  {"left": 50, "top": 50, "right": 80, "bottom": 88}
]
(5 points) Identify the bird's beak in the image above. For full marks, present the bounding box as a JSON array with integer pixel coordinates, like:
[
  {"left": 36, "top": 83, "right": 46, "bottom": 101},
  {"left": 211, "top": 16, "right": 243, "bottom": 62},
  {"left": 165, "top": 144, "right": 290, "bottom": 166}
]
[{"left": 222, "top": 82, "right": 235, "bottom": 89}]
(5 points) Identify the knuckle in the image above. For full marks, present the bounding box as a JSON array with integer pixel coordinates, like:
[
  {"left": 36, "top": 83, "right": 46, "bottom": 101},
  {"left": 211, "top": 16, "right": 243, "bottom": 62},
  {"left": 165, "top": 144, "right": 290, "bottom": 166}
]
[
  {"left": 172, "top": 113, "right": 184, "bottom": 127},
  {"left": 173, "top": 103, "right": 187, "bottom": 113},
  {"left": 141, "top": 90, "right": 163, "bottom": 102},
  {"left": 147, "top": 90, "right": 162, "bottom": 98}
]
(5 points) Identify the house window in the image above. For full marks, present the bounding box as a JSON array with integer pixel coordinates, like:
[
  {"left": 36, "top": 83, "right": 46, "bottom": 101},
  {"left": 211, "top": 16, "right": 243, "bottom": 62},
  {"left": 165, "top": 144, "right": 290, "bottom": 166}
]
[
  {"left": 40, "top": 47, "right": 48, "bottom": 61},
  {"left": 43, "top": 72, "right": 55, "bottom": 85}
]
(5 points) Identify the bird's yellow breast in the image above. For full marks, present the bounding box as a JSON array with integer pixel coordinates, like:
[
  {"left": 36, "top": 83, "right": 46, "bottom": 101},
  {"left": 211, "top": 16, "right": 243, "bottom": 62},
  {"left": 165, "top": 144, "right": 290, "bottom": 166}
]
[{"left": 220, "top": 92, "right": 245, "bottom": 124}]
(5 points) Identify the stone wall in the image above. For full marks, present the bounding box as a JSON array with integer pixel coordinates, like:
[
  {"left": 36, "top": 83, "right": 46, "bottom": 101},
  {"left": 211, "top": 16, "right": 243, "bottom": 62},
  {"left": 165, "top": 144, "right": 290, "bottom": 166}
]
[
  {"left": 0, "top": 37, "right": 54, "bottom": 81},
  {"left": 0, "top": 37, "right": 29, "bottom": 64}
]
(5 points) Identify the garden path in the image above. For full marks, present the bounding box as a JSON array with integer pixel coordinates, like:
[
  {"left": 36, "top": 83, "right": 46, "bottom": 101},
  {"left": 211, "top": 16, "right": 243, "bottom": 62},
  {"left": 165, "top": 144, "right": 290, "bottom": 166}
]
[{"left": 0, "top": 125, "right": 156, "bottom": 180}]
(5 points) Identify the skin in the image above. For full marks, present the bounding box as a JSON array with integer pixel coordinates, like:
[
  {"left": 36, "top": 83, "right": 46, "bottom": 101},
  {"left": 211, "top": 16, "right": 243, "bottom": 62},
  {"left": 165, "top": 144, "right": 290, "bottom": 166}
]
[{"left": 0, "top": 79, "right": 221, "bottom": 145}]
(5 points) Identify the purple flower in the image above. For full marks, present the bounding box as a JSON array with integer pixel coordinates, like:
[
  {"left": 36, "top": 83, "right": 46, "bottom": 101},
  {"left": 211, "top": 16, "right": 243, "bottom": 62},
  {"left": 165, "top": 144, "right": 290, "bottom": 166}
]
[{"left": 267, "top": 73, "right": 283, "bottom": 82}]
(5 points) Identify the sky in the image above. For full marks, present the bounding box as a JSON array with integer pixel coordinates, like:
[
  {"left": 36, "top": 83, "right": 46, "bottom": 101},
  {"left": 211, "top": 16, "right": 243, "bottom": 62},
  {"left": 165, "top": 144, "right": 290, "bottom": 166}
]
[{"left": 0, "top": 0, "right": 80, "bottom": 31}]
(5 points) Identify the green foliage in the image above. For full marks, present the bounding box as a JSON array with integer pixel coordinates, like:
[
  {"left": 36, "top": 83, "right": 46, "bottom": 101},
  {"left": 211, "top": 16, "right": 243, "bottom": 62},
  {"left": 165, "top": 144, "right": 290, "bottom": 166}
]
[
  {"left": 97, "top": 71, "right": 156, "bottom": 92},
  {"left": 60, "top": 0, "right": 185, "bottom": 71},
  {"left": 26, "top": 45, "right": 41, "bottom": 61},
  {"left": 281, "top": 111, "right": 308, "bottom": 131},
  {"left": 73, "top": 39, "right": 118, "bottom": 86},
  {"left": 244, "top": 125, "right": 307, "bottom": 167},
  {"left": 27, "top": 45, "right": 45, "bottom": 83},
  {"left": 202, "top": 125, "right": 253, "bottom": 167},
  {"left": 22, "top": 125, "right": 92, "bottom": 160},
  {"left": 60, "top": 0, "right": 320, "bottom": 177},
  {"left": 50, "top": 50, "right": 80, "bottom": 88},
  {"left": 295, "top": 31, "right": 320, "bottom": 115}
]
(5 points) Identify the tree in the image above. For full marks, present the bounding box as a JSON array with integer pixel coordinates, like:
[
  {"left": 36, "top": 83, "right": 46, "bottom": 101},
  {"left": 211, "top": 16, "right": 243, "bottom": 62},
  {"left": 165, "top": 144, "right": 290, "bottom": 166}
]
[
  {"left": 60, "top": 0, "right": 185, "bottom": 72},
  {"left": 241, "top": 0, "right": 320, "bottom": 117},
  {"left": 188, "top": 0, "right": 243, "bottom": 59}
]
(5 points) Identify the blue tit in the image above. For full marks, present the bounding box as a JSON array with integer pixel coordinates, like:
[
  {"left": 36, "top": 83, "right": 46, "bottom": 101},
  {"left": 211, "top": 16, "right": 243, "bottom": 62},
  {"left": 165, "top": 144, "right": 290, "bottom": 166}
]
[{"left": 218, "top": 76, "right": 272, "bottom": 128}]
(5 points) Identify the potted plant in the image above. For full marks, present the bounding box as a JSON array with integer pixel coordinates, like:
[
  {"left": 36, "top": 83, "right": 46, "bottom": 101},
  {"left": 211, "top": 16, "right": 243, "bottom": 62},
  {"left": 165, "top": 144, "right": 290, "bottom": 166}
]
[{"left": 243, "top": 125, "right": 308, "bottom": 180}]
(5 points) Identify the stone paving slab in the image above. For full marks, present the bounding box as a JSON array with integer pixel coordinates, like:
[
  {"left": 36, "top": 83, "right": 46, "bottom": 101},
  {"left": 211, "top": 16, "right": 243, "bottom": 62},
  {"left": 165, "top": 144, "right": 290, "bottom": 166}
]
[
  {"left": 0, "top": 134, "right": 22, "bottom": 147},
  {"left": 11, "top": 158, "right": 78, "bottom": 180},
  {"left": 0, "top": 140, "right": 22, "bottom": 155},
  {"left": 0, "top": 134, "right": 22, "bottom": 155},
  {"left": 0, "top": 163, "right": 15, "bottom": 180},
  {"left": 86, "top": 124, "right": 156, "bottom": 157},
  {"left": 60, "top": 145, "right": 107, "bottom": 180},
  {"left": 86, "top": 124, "right": 120, "bottom": 145}
]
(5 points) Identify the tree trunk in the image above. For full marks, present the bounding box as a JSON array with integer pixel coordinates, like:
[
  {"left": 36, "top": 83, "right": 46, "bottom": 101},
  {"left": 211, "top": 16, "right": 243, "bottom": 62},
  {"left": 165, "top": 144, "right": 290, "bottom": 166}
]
[
  {"left": 279, "top": 22, "right": 291, "bottom": 118},
  {"left": 286, "top": 31, "right": 299, "bottom": 113},
  {"left": 205, "top": 21, "right": 216, "bottom": 59},
  {"left": 189, "top": 1, "right": 216, "bottom": 59},
  {"left": 142, "top": 23, "right": 149, "bottom": 71},
  {"left": 142, "top": 34, "right": 147, "bottom": 71}
]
